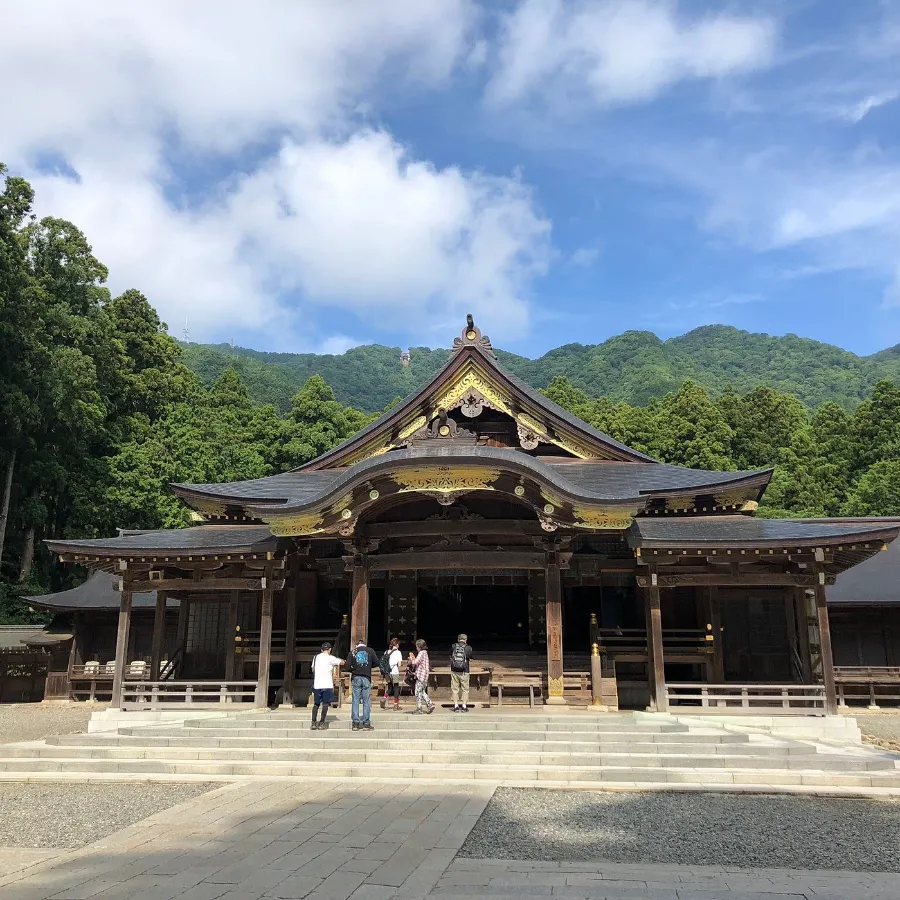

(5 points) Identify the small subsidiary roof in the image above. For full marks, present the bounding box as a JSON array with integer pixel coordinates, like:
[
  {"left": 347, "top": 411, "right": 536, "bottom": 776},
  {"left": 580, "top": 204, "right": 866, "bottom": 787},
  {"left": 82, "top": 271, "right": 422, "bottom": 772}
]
[
  {"left": 827, "top": 536, "right": 900, "bottom": 605},
  {"left": 628, "top": 516, "right": 900, "bottom": 549},
  {"left": 25, "top": 571, "right": 164, "bottom": 612},
  {"left": 45, "top": 525, "right": 282, "bottom": 561}
]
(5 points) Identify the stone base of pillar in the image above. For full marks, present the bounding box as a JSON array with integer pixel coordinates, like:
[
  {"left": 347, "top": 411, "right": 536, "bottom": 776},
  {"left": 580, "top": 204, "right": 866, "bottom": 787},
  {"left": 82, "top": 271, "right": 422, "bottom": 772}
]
[{"left": 545, "top": 695, "right": 566, "bottom": 706}]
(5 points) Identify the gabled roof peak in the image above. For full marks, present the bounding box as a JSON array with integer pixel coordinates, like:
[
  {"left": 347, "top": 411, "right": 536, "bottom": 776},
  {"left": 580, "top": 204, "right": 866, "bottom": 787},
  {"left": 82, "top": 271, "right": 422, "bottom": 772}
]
[{"left": 451, "top": 313, "right": 495, "bottom": 358}]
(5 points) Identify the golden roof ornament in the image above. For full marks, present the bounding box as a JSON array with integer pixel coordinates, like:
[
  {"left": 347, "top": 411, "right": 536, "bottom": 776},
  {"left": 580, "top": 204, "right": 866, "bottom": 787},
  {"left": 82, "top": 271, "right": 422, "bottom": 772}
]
[{"left": 452, "top": 313, "right": 494, "bottom": 357}]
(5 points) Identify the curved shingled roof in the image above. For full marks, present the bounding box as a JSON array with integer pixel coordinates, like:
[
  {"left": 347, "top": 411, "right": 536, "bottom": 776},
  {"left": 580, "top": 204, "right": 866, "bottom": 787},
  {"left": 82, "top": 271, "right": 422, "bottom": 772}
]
[
  {"left": 25, "top": 571, "right": 162, "bottom": 610},
  {"left": 174, "top": 449, "right": 771, "bottom": 511}
]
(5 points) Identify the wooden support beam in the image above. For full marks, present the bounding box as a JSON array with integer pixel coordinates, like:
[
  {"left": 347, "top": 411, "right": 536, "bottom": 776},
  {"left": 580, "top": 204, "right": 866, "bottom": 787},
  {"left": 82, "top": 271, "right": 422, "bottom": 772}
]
[
  {"left": 812, "top": 567, "right": 838, "bottom": 715},
  {"left": 361, "top": 520, "right": 545, "bottom": 538},
  {"left": 350, "top": 558, "right": 370, "bottom": 648},
  {"left": 110, "top": 589, "right": 133, "bottom": 709},
  {"left": 282, "top": 575, "right": 298, "bottom": 707},
  {"left": 224, "top": 594, "right": 240, "bottom": 681},
  {"left": 149, "top": 591, "right": 167, "bottom": 681},
  {"left": 545, "top": 551, "right": 565, "bottom": 705},
  {"left": 368, "top": 551, "right": 551, "bottom": 571},
  {"left": 794, "top": 587, "right": 812, "bottom": 682},
  {"left": 254, "top": 584, "right": 274, "bottom": 708},
  {"left": 636, "top": 573, "right": 831, "bottom": 587},
  {"left": 643, "top": 567, "right": 667, "bottom": 712},
  {"left": 122, "top": 577, "right": 284, "bottom": 593}
]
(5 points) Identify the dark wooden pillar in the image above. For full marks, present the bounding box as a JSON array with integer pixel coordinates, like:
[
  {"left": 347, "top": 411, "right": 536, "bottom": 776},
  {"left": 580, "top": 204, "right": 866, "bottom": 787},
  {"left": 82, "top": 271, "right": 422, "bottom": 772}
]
[
  {"left": 282, "top": 579, "right": 298, "bottom": 707},
  {"left": 350, "top": 558, "right": 370, "bottom": 649},
  {"left": 812, "top": 564, "right": 838, "bottom": 715},
  {"left": 150, "top": 590, "right": 167, "bottom": 681},
  {"left": 545, "top": 551, "right": 564, "bottom": 704},
  {"left": 255, "top": 583, "right": 274, "bottom": 708},
  {"left": 110, "top": 587, "right": 133, "bottom": 709},
  {"left": 707, "top": 586, "right": 724, "bottom": 682},
  {"left": 644, "top": 567, "right": 667, "bottom": 712},
  {"left": 224, "top": 594, "right": 240, "bottom": 681}
]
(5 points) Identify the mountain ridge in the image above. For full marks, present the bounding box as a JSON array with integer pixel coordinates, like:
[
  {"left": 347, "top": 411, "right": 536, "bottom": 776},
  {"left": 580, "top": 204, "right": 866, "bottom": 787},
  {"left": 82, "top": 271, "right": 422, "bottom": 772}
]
[{"left": 179, "top": 324, "right": 900, "bottom": 414}]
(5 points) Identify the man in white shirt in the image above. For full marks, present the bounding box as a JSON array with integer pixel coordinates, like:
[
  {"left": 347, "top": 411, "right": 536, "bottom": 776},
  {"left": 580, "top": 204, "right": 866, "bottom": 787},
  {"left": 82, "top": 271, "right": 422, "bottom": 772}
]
[
  {"left": 379, "top": 637, "right": 404, "bottom": 711},
  {"left": 310, "top": 642, "right": 343, "bottom": 730}
]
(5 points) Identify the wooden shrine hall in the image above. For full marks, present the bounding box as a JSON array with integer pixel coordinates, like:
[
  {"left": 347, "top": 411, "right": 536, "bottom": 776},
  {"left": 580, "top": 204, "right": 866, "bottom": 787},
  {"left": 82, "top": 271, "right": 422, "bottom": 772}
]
[{"left": 34, "top": 316, "right": 900, "bottom": 715}]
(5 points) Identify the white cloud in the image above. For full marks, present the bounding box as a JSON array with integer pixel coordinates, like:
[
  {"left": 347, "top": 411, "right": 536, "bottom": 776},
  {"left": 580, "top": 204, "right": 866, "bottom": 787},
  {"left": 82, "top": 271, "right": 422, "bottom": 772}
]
[
  {"left": 487, "top": 0, "right": 776, "bottom": 108},
  {"left": 226, "top": 131, "right": 551, "bottom": 334},
  {"left": 1, "top": 1, "right": 551, "bottom": 346},
  {"left": 570, "top": 247, "right": 600, "bottom": 267},
  {"left": 316, "top": 335, "right": 363, "bottom": 356}
]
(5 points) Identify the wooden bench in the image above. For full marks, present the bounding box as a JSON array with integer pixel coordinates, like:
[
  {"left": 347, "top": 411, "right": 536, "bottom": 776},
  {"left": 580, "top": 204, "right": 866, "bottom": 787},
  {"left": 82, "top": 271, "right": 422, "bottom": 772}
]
[{"left": 491, "top": 672, "right": 542, "bottom": 707}]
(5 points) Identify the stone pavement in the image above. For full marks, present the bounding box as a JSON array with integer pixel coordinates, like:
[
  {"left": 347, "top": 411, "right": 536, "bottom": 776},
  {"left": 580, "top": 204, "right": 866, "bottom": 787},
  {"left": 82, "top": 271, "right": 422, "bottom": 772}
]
[{"left": 1, "top": 780, "right": 896, "bottom": 900}]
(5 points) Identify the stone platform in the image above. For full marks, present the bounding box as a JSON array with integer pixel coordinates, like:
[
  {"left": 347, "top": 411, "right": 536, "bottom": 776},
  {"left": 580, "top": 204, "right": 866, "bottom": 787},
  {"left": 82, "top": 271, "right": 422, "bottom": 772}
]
[{"left": 1, "top": 709, "right": 899, "bottom": 794}]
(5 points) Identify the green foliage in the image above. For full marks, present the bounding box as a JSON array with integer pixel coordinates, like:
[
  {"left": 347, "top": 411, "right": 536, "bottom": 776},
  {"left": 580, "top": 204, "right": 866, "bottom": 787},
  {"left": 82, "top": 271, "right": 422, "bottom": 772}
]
[{"left": 182, "top": 324, "right": 900, "bottom": 414}]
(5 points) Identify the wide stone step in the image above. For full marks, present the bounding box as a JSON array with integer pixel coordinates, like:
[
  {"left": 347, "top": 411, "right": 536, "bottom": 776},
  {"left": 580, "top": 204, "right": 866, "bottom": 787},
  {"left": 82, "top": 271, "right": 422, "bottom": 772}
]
[
  {"left": 183, "top": 718, "right": 688, "bottom": 733},
  {"left": 114, "top": 726, "right": 743, "bottom": 743},
  {"left": 46, "top": 735, "right": 768, "bottom": 753},
  {"left": 0, "top": 757, "right": 898, "bottom": 786},
  {"left": 11, "top": 745, "right": 874, "bottom": 768}
]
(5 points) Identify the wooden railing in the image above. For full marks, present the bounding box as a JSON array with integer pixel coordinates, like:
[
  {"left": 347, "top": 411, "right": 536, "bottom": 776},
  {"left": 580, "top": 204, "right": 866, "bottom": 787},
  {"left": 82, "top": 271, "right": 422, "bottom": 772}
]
[
  {"left": 121, "top": 680, "right": 257, "bottom": 709},
  {"left": 596, "top": 628, "right": 711, "bottom": 657},
  {"left": 835, "top": 666, "right": 900, "bottom": 708},
  {"left": 236, "top": 629, "right": 338, "bottom": 654},
  {"left": 666, "top": 683, "right": 826, "bottom": 715},
  {"left": 69, "top": 665, "right": 114, "bottom": 702}
]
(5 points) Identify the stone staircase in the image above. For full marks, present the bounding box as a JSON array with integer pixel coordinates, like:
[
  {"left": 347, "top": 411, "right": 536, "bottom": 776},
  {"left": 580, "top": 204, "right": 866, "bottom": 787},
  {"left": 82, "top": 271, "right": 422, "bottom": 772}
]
[{"left": 2, "top": 709, "right": 899, "bottom": 791}]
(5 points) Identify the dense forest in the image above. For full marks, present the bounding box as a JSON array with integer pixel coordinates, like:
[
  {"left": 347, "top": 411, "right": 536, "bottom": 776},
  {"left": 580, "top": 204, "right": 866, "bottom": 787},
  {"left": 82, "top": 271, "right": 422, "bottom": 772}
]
[
  {"left": 2, "top": 165, "right": 900, "bottom": 626},
  {"left": 183, "top": 325, "right": 900, "bottom": 414}
]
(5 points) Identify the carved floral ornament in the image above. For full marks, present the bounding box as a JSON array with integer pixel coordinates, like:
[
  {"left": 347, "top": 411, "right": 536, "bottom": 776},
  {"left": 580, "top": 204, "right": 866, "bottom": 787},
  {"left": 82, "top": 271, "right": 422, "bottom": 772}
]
[{"left": 392, "top": 465, "right": 502, "bottom": 495}]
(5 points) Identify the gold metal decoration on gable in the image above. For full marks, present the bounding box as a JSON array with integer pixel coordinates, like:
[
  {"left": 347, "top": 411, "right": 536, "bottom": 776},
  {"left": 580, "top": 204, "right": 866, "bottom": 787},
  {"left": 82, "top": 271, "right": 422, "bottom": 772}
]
[
  {"left": 572, "top": 505, "right": 637, "bottom": 530},
  {"left": 190, "top": 499, "right": 229, "bottom": 518},
  {"left": 267, "top": 513, "right": 325, "bottom": 537},
  {"left": 433, "top": 365, "right": 513, "bottom": 419},
  {"left": 368, "top": 489, "right": 380, "bottom": 500},
  {"left": 392, "top": 465, "right": 500, "bottom": 495}
]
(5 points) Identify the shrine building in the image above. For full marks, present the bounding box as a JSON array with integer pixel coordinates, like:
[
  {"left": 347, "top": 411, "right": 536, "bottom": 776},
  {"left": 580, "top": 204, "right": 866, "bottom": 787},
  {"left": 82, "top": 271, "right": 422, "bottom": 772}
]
[{"left": 27, "top": 316, "right": 900, "bottom": 714}]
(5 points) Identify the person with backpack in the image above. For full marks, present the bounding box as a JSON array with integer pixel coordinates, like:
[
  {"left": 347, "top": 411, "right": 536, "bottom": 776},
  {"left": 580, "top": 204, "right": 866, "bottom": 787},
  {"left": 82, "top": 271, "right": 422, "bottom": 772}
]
[
  {"left": 379, "top": 637, "right": 404, "bottom": 711},
  {"left": 310, "top": 642, "right": 344, "bottom": 730},
  {"left": 347, "top": 640, "right": 379, "bottom": 731},
  {"left": 408, "top": 638, "right": 435, "bottom": 714},
  {"left": 449, "top": 633, "right": 473, "bottom": 712}
]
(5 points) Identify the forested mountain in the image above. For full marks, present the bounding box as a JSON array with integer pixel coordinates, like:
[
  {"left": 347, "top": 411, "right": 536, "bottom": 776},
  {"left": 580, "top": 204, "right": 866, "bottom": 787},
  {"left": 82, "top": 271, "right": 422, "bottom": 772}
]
[
  {"left": 181, "top": 326, "right": 900, "bottom": 414},
  {"left": 3, "top": 163, "right": 900, "bottom": 625}
]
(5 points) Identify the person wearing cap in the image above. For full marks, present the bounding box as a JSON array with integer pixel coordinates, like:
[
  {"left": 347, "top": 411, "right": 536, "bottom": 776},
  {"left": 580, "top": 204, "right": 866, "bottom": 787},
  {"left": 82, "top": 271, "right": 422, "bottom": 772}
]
[
  {"left": 347, "top": 639, "right": 379, "bottom": 731},
  {"left": 310, "top": 642, "right": 343, "bottom": 730}
]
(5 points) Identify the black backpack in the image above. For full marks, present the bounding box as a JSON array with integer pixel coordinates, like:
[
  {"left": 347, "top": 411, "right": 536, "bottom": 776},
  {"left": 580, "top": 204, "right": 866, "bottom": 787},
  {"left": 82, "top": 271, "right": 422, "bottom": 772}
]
[
  {"left": 450, "top": 642, "right": 468, "bottom": 672},
  {"left": 378, "top": 648, "right": 393, "bottom": 678}
]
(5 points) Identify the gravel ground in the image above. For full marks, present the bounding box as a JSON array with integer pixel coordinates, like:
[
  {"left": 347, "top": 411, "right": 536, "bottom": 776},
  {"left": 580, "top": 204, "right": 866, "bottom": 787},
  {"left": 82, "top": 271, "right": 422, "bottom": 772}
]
[
  {"left": 0, "top": 704, "right": 99, "bottom": 745},
  {"left": 460, "top": 788, "right": 900, "bottom": 872},
  {"left": 856, "top": 712, "right": 900, "bottom": 752},
  {"left": 0, "top": 783, "right": 216, "bottom": 849}
]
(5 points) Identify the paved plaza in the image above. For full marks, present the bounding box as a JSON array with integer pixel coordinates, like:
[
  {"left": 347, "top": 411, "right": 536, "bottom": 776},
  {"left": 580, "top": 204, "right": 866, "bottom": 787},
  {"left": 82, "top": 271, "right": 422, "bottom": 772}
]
[{"left": 1, "top": 779, "right": 898, "bottom": 900}]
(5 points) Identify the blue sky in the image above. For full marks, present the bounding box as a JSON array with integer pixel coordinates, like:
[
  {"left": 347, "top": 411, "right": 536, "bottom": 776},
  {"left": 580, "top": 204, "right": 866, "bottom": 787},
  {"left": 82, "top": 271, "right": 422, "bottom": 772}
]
[{"left": 4, "top": 1, "right": 900, "bottom": 358}]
